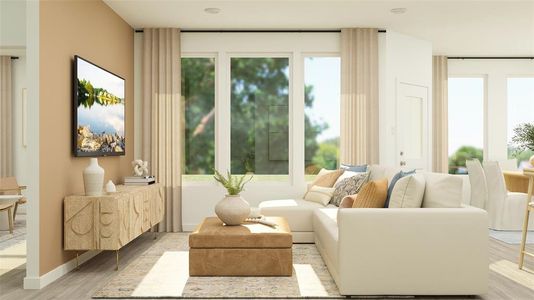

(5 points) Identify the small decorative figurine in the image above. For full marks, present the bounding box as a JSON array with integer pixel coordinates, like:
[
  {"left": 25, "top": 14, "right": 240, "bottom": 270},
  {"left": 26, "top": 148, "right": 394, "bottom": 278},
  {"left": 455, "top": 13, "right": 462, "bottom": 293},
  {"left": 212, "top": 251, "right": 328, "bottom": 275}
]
[{"left": 131, "top": 159, "right": 149, "bottom": 177}]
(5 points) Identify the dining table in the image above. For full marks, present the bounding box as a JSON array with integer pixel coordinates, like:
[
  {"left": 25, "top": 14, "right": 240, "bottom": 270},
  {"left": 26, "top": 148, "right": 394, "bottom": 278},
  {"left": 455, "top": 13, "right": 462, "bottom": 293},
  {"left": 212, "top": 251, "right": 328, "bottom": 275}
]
[{"left": 503, "top": 170, "right": 530, "bottom": 193}]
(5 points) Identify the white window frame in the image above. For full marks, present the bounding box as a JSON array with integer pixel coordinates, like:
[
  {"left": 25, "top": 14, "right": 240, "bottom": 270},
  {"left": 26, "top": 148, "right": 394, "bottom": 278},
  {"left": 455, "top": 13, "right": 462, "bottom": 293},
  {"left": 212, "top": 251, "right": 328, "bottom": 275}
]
[
  {"left": 448, "top": 59, "right": 534, "bottom": 162},
  {"left": 181, "top": 33, "right": 340, "bottom": 187},
  {"left": 506, "top": 75, "right": 534, "bottom": 159}
]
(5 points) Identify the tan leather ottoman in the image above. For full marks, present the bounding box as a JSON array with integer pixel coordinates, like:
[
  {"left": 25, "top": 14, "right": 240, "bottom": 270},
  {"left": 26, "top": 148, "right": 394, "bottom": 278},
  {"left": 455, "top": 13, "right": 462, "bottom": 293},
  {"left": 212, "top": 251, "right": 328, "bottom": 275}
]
[{"left": 189, "top": 217, "right": 293, "bottom": 276}]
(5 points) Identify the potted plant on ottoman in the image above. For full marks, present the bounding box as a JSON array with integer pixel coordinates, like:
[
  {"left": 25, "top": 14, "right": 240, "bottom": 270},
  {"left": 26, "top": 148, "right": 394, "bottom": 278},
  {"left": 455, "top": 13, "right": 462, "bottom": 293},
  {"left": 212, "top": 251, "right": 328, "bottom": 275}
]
[{"left": 213, "top": 169, "right": 253, "bottom": 225}]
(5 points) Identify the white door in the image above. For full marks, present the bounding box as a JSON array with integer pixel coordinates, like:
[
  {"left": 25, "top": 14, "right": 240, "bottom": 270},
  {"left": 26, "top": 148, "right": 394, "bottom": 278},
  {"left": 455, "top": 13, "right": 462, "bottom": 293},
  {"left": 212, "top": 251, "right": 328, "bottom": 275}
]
[{"left": 397, "top": 82, "right": 429, "bottom": 170}]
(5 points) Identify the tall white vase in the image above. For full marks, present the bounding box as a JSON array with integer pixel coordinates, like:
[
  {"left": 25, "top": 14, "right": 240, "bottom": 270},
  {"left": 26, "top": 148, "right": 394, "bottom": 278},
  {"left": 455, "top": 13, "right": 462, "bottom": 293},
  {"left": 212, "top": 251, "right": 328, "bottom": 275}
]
[
  {"left": 83, "top": 158, "right": 105, "bottom": 196},
  {"left": 215, "top": 195, "right": 250, "bottom": 225}
]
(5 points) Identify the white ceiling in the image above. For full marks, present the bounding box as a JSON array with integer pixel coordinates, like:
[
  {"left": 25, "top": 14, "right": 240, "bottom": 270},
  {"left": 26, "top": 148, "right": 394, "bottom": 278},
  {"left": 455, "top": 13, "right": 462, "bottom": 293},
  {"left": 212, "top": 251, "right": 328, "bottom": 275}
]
[{"left": 104, "top": 0, "right": 534, "bottom": 56}]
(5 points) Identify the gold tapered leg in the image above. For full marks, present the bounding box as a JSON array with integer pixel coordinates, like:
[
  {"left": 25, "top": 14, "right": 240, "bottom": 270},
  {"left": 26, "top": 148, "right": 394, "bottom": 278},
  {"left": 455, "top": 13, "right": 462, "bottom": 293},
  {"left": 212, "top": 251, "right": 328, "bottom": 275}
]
[{"left": 115, "top": 250, "right": 119, "bottom": 271}]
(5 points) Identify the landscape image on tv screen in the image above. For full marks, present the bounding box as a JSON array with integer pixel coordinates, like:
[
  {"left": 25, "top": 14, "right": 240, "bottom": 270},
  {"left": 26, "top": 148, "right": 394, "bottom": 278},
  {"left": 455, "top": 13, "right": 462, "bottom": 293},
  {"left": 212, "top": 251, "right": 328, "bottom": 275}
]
[{"left": 75, "top": 56, "right": 125, "bottom": 156}]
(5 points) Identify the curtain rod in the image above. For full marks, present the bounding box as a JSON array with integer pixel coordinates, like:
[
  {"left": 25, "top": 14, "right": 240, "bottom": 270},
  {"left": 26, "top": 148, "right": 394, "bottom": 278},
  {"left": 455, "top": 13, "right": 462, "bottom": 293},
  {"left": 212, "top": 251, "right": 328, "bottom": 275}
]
[
  {"left": 448, "top": 57, "right": 534, "bottom": 60},
  {"left": 135, "top": 29, "right": 386, "bottom": 33}
]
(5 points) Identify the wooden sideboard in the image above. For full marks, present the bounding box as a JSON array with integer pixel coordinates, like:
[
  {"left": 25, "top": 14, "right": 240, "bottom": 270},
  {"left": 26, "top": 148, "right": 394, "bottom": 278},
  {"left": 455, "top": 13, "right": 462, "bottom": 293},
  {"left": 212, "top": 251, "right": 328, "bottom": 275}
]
[{"left": 64, "top": 184, "right": 164, "bottom": 269}]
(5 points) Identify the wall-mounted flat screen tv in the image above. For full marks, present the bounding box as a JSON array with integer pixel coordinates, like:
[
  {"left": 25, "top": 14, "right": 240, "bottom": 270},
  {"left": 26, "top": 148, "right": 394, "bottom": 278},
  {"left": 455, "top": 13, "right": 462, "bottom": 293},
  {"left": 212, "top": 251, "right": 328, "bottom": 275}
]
[{"left": 73, "top": 55, "right": 125, "bottom": 157}]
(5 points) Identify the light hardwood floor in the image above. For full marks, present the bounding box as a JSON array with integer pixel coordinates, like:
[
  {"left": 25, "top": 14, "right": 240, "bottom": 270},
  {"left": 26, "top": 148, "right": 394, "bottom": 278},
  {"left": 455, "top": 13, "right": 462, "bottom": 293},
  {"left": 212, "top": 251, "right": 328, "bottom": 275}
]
[{"left": 1, "top": 233, "right": 533, "bottom": 300}]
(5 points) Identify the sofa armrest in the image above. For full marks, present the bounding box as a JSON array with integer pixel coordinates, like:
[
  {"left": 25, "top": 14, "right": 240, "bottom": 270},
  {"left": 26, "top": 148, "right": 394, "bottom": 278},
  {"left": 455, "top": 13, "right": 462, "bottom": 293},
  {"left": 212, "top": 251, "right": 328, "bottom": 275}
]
[{"left": 336, "top": 207, "right": 488, "bottom": 295}]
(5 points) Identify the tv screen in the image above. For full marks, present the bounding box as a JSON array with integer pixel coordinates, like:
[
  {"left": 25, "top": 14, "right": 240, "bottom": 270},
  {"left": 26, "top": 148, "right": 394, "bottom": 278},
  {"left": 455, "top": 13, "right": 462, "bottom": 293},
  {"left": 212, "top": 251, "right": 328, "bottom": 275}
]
[{"left": 73, "top": 56, "right": 125, "bottom": 157}]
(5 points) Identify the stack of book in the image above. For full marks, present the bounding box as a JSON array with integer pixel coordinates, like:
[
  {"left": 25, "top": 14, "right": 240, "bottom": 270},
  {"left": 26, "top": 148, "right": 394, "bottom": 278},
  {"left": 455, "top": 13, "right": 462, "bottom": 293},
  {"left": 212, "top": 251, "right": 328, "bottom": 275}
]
[{"left": 124, "top": 176, "right": 156, "bottom": 186}]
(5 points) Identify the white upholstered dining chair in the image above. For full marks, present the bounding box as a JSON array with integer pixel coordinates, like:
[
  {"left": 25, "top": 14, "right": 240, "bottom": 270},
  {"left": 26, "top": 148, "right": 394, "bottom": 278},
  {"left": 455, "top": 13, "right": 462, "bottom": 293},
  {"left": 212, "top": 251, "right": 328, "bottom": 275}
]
[
  {"left": 467, "top": 159, "right": 534, "bottom": 230},
  {"left": 483, "top": 161, "right": 534, "bottom": 230}
]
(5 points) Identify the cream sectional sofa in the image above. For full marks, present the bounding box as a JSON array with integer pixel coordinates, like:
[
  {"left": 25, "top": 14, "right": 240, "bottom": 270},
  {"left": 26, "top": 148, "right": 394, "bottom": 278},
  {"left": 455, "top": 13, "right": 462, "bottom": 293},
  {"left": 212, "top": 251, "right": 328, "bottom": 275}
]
[{"left": 259, "top": 167, "right": 489, "bottom": 296}]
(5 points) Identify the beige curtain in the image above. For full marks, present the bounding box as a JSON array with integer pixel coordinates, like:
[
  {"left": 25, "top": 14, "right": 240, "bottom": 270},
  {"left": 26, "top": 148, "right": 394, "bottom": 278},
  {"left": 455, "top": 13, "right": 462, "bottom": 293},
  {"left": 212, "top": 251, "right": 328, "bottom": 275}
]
[
  {"left": 432, "top": 56, "right": 448, "bottom": 173},
  {"left": 340, "top": 28, "right": 379, "bottom": 165},
  {"left": 142, "top": 28, "right": 182, "bottom": 232},
  {"left": 0, "top": 56, "right": 13, "bottom": 177}
]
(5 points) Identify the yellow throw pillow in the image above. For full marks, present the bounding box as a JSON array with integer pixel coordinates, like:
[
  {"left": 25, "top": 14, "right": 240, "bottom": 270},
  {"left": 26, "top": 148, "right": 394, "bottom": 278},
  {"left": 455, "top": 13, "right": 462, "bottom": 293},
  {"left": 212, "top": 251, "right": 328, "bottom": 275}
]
[
  {"left": 311, "top": 168, "right": 344, "bottom": 188},
  {"left": 352, "top": 179, "right": 388, "bottom": 208}
]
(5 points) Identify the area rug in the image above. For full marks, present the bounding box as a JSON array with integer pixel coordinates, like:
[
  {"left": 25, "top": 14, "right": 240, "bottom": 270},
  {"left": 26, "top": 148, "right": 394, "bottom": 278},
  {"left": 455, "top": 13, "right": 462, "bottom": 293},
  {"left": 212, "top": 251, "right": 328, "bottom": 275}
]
[
  {"left": 489, "top": 229, "right": 534, "bottom": 245},
  {"left": 93, "top": 233, "right": 342, "bottom": 299}
]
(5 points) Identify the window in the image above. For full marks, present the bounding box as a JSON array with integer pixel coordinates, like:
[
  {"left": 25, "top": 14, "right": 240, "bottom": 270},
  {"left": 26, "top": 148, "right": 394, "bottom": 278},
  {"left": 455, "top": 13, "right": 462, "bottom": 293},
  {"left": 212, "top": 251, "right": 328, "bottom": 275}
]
[
  {"left": 182, "top": 57, "right": 216, "bottom": 179},
  {"left": 507, "top": 77, "right": 534, "bottom": 168},
  {"left": 230, "top": 57, "right": 290, "bottom": 179},
  {"left": 304, "top": 57, "right": 341, "bottom": 176},
  {"left": 448, "top": 77, "right": 485, "bottom": 174}
]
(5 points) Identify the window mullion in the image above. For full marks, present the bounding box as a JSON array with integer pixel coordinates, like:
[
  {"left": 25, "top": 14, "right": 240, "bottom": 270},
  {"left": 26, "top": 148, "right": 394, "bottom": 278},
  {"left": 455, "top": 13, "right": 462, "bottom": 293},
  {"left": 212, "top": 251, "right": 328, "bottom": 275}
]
[{"left": 216, "top": 51, "right": 231, "bottom": 173}]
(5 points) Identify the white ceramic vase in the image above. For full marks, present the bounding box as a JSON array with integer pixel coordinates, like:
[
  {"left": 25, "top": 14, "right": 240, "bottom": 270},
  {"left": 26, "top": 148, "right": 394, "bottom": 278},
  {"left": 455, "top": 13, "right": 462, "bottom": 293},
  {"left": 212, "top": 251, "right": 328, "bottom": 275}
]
[
  {"left": 83, "top": 158, "right": 105, "bottom": 196},
  {"left": 215, "top": 194, "right": 250, "bottom": 226},
  {"left": 105, "top": 180, "right": 117, "bottom": 193}
]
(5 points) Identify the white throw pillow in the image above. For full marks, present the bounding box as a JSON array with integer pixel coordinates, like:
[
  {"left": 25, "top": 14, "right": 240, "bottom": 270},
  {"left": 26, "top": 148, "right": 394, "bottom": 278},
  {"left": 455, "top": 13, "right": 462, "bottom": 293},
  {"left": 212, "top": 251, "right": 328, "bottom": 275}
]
[
  {"left": 421, "top": 172, "right": 463, "bottom": 208},
  {"left": 388, "top": 174, "right": 426, "bottom": 208},
  {"left": 304, "top": 185, "right": 336, "bottom": 206}
]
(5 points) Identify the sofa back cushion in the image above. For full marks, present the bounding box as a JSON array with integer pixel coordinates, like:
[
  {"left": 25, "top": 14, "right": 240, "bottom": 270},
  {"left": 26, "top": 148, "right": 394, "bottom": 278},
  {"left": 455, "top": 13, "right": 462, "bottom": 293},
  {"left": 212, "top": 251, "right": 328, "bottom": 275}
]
[
  {"left": 352, "top": 179, "right": 388, "bottom": 208},
  {"left": 421, "top": 172, "right": 463, "bottom": 208},
  {"left": 304, "top": 185, "right": 336, "bottom": 206},
  {"left": 388, "top": 174, "right": 426, "bottom": 208}
]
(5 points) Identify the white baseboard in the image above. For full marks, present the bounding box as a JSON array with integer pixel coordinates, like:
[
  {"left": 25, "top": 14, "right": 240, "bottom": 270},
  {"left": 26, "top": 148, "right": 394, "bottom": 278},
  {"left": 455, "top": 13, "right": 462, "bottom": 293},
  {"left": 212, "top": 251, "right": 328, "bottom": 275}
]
[{"left": 23, "top": 250, "right": 101, "bottom": 289}]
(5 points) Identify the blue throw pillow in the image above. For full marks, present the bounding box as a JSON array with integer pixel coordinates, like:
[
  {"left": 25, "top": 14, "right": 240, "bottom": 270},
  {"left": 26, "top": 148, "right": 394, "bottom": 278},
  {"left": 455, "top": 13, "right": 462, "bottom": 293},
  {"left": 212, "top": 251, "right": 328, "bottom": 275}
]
[
  {"left": 384, "top": 169, "right": 416, "bottom": 207},
  {"left": 340, "top": 163, "right": 368, "bottom": 172}
]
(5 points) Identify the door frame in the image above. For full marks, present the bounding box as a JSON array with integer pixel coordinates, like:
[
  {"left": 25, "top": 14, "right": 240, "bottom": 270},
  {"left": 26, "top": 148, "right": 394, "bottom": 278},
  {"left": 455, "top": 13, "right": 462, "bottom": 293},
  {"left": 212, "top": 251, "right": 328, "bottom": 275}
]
[{"left": 395, "top": 80, "right": 431, "bottom": 170}]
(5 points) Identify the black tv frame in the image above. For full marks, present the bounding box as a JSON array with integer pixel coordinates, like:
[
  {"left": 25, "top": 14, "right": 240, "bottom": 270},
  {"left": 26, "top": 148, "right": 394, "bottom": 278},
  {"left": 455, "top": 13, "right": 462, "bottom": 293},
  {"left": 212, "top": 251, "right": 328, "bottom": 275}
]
[{"left": 73, "top": 55, "right": 126, "bottom": 157}]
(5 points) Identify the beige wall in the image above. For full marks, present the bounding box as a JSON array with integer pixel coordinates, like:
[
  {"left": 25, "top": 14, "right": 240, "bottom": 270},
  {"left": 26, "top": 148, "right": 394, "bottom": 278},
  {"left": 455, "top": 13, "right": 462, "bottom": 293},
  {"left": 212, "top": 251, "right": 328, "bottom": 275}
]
[{"left": 39, "top": 0, "right": 133, "bottom": 275}]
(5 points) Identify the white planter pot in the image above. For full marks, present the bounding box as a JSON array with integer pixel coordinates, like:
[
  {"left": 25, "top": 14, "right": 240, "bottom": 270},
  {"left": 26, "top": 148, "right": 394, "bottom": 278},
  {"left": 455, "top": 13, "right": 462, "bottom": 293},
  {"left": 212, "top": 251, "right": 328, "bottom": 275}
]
[
  {"left": 83, "top": 158, "right": 105, "bottom": 196},
  {"left": 215, "top": 194, "right": 250, "bottom": 226}
]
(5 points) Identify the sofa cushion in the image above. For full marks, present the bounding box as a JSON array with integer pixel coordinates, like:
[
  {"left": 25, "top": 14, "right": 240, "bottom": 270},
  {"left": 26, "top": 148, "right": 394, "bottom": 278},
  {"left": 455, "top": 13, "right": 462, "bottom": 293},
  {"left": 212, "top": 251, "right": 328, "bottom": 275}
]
[
  {"left": 368, "top": 165, "right": 401, "bottom": 182},
  {"left": 352, "top": 179, "right": 388, "bottom": 208},
  {"left": 331, "top": 172, "right": 370, "bottom": 206},
  {"left": 388, "top": 174, "right": 426, "bottom": 208},
  {"left": 310, "top": 168, "right": 344, "bottom": 189},
  {"left": 304, "top": 185, "right": 335, "bottom": 206},
  {"left": 259, "top": 199, "right": 330, "bottom": 232},
  {"left": 421, "top": 172, "right": 463, "bottom": 208}
]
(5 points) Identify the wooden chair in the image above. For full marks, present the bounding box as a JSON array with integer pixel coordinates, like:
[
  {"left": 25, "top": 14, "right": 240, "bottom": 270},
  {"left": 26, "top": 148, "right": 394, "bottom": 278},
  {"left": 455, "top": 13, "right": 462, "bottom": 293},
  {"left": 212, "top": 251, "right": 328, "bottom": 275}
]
[
  {"left": 0, "top": 177, "right": 27, "bottom": 233},
  {"left": 519, "top": 168, "right": 534, "bottom": 270}
]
